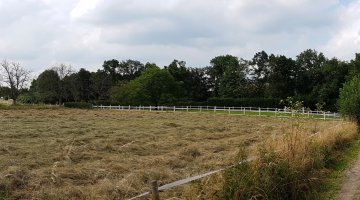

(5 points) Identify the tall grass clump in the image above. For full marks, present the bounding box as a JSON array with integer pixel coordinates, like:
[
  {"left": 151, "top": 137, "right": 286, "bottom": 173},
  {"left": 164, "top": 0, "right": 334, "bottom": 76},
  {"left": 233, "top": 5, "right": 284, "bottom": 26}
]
[{"left": 222, "top": 110, "right": 358, "bottom": 199}]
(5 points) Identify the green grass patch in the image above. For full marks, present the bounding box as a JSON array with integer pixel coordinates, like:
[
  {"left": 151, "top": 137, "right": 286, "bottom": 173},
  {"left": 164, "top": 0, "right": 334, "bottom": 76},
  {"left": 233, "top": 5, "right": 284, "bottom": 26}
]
[
  {"left": 160, "top": 108, "right": 340, "bottom": 120},
  {"left": 318, "top": 135, "right": 360, "bottom": 199}
]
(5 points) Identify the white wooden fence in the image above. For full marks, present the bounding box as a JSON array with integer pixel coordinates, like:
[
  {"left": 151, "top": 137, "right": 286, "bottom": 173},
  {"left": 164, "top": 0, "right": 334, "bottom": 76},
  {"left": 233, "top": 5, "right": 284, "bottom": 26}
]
[{"left": 92, "top": 105, "right": 341, "bottom": 120}]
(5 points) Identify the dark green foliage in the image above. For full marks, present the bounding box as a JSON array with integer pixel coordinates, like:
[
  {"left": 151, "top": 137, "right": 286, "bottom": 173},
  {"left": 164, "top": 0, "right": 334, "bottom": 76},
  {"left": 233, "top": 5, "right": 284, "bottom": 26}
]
[
  {"left": 102, "top": 59, "right": 145, "bottom": 83},
  {"left": 165, "top": 60, "right": 210, "bottom": 101},
  {"left": 338, "top": 76, "right": 360, "bottom": 125},
  {"left": 64, "top": 102, "right": 92, "bottom": 109},
  {"left": 208, "top": 55, "right": 240, "bottom": 97},
  {"left": 90, "top": 70, "right": 113, "bottom": 101},
  {"left": 111, "top": 66, "right": 181, "bottom": 106},
  {"left": 267, "top": 55, "right": 296, "bottom": 98},
  {"left": 207, "top": 97, "right": 281, "bottom": 108},
  {"left": 24, "top": 51, "right": 359, "bottom": 110},
  {"left": 0, "top": 86, "right": 11, "bottom": 99},
  {"left": 31, "top": 69, "right": 60, "bottom": 104}
]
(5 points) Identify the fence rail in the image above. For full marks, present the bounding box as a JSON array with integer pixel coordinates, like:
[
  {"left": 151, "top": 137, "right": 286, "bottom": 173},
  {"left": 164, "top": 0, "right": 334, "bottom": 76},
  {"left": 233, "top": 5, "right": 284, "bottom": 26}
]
[{"left": 93, "top": 105, "right": 341, "bottom": 120}]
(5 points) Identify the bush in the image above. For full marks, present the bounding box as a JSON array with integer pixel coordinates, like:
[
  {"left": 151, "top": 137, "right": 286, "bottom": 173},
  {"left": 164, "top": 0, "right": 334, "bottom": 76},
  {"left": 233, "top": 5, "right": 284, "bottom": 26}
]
[
  {"left": 338, "top": 76, "right": 360, "bottom": 125},
  {"left": 64, "top": 102, "right": 92, "bottom": 109},
  {"left": 206, "top": 97, "right": 281, "bottom": 108}
]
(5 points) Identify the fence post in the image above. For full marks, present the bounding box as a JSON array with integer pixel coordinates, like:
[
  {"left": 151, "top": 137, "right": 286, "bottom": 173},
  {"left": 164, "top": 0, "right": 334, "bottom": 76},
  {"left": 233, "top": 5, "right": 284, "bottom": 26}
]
[
  {"left": 128, "top": 105, "right": 130, "bottom": 110},
  {"left": 243, "top": 107, "right": 245, "bottom": 115},
  {"left": 228, "top": 107, "right": 231, "bottom": 115},
  {"left": 258, "top": 107, "right": 261, "bottom": 116},
  {"left": 151, "top": 180, "right": 160, "bottom": 200},
  {"left": 275, "top": 108, "right": 277, "bottom": 117},
  {"left": 173, "top": 106, "right": 175, "bottom": 112},
  {"left": 214, "top": 106, "right": 216, "bottom": 113},
  {"left": 323, "top": 112, "right": 326, "bottom": 120},
  {"left": 187, "top": 106, "right": 189, "bottom": 112},
  {"left": 200, "top": 106, "right": 202, "bottom": 112},
  {"left": 150, "top": 105, "right": 152, "bottom": 112}
]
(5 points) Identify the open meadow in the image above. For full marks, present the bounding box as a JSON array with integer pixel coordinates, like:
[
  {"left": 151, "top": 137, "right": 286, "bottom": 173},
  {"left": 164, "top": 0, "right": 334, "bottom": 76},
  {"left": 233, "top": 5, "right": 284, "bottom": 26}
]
[{"left": 0, "top": 108, "right": 350, "bottom": 199}]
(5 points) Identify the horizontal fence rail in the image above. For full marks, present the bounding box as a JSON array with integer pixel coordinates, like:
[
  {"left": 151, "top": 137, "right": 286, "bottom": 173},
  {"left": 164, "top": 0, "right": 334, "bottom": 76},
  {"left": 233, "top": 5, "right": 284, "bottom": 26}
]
[{"left": 92, "top": 105, "right": 341, "bottom": 120}]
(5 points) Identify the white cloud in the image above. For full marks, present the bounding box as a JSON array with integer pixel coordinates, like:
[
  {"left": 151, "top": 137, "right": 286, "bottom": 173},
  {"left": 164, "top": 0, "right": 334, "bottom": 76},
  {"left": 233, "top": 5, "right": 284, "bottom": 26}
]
[
  {"left": 0, "top": 0, "right": 358, "bottom": 73},
  {"left": 322, "top": 0, "right": 360, "bottom": 60},
  {"left": 70, "top": 0, "right": 102, "bottom": 20}
]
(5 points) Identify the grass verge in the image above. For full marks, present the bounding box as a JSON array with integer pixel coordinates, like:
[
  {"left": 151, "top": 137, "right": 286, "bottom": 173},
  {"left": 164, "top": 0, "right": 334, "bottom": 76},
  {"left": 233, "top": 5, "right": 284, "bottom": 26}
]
[
  {"left": 318, "top": 134, "right": 360, "bottom": 199},
  {"left": 220, "top": 121, "right": 358, "bottom": 200}
]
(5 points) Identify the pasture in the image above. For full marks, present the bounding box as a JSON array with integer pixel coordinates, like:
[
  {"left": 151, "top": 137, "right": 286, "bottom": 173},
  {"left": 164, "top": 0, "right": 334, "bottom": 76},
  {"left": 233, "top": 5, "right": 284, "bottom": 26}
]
[{"left": 0, "top": 108, "right": 346, "bottom": 199}]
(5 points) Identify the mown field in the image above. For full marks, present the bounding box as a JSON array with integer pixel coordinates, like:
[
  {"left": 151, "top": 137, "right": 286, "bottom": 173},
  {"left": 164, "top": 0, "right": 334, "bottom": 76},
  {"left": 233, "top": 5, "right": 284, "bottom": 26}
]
[{"left": 0, "top": 108, "right": 346, "bottom": 199}]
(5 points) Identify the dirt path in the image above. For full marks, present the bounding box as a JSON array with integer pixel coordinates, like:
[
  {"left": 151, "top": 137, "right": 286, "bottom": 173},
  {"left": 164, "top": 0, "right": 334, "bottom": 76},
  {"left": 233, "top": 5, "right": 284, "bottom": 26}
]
[{"left": 336, "top": 152, "right": 360, "bottom": 200}]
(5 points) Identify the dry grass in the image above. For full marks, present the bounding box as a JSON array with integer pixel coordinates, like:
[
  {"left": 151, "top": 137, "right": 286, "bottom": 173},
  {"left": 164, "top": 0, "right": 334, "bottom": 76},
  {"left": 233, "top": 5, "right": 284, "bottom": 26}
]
[
  {"left": 220, "top": 120, "right": 357, "bottom": 200},
  {"left": 0, "top": 108, "right": 343, "bottom": 199},
  {"left": 0, "top": 99, "right": 12, "bottom": 106}
]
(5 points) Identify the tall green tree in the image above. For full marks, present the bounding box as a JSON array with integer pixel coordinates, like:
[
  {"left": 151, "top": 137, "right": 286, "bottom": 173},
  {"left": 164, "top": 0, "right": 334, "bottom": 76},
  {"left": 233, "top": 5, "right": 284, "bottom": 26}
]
[
  {"left": 311, "top": 58, "right": 349, "bottom": 111},
  {"left": 348, "top": 53, "right": 360, "bottom": 78},
  {"left": 249, "top": 51, "right": 270, "bottom": 97},
  {"left": 52, "top": 64, "right": 74, "bottom": 104},
  {"left": 208, "top": 55, "right": 240, "bottom": 97},
  {"left": 102, "top": 59, "right": 145, "bottom": 83},
  {"left": 31, "top": 69, "right": 60, "bottom": 104},
  {"left": 294, "top": 49, "right": 326, "bottom": 97},
  {"left": 118, "top": 59, "right": 145, "bottom": 80},
  {"left": 76, "top": 68, "right": 92, "bottom": 102},
  {"left": 90, "top": 70, "right": 113, "bottom": 101},
  {"left": 267, "top": 55, "right": 296, "bottom": 98},
  {"left": 219, "top": 58, "right": 248, "bottom": 98},
  {"left": 187, "top": 67, "right": 210, "bottom": 101},
  {"left": 102, "top": 59, "right": 120, "bottom": 83},
  {"left": 111, "top": 66, "right": 180, "bottom": 106}
]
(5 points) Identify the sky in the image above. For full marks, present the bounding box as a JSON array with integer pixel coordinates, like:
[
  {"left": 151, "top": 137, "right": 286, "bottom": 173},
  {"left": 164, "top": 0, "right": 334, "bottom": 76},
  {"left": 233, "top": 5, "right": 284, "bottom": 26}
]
[{"left": 0, "top": 0, "right": 359, "bottom": 73}]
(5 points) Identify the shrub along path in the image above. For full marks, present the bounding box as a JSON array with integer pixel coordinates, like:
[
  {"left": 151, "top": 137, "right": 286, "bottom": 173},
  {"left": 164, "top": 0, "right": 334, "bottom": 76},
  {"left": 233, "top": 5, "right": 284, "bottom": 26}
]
[{"left": 337, "top": 150, "right": 360, "bottom": 199}]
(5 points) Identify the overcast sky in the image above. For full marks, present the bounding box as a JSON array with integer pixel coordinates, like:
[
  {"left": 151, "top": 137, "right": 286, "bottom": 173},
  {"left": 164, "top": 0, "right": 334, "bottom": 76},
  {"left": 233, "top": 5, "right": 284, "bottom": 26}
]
[{"left": 0, "top": 0, "right": 359, "bottom": 73}]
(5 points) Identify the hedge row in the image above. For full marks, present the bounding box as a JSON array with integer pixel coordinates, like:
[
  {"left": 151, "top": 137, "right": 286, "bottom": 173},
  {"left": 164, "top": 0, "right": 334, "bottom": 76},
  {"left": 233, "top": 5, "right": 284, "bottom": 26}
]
[
  {"left": 172, "top": 98, "right": 282, "bottom": 108},
  {"left": 91, "top": 98, "right": 282, "bottom": 108},
  {"left": 64, "top": 102, "right": 93, "bottom": 109}
]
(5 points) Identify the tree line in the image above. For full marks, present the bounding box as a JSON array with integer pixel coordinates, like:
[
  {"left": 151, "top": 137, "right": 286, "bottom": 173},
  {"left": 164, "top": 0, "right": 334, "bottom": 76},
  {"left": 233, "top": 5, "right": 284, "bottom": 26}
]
[{"left": 1, "top": 49, "right": 359, "bottom": 111}]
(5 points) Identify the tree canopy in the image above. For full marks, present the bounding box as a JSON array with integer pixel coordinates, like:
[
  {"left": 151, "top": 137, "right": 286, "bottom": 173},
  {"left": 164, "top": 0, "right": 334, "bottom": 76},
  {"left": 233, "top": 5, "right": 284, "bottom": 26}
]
[{"left": 4, "top": 50, "right": 359, "bottom": 112}]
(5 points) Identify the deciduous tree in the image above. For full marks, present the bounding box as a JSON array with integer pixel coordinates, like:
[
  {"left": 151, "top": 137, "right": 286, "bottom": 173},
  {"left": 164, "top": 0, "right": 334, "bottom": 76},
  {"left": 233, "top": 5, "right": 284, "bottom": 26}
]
[{"left": 0, "top": 60, "right": 31, "bottom": 104}]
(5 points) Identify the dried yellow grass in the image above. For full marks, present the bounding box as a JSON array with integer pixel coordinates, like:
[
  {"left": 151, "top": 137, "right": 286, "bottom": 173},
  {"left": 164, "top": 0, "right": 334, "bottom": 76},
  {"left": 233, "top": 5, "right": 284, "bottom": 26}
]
[{"left": 0, "top": 108, "right": 343, "bottom": 199}]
